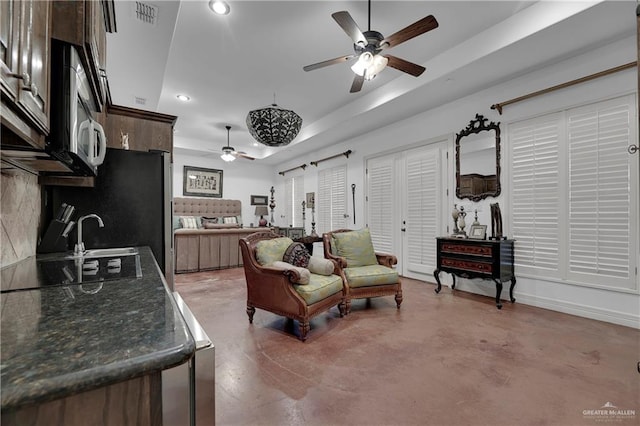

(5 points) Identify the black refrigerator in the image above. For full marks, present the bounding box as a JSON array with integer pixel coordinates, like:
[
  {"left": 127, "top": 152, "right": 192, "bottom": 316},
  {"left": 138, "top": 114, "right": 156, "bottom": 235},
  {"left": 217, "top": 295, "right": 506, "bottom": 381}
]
[{"left": 52, "top": 148, "right": 174, "bottom": 288}]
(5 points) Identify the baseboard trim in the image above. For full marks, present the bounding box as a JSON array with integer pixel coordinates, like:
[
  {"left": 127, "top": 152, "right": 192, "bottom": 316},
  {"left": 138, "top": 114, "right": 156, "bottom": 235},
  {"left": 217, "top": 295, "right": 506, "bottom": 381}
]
[
  {"left": 512, "top": 292, "right": 639, "bottom": 329},
  {"left": 418, "top": 277, "right": 639, "bottom": 329}
]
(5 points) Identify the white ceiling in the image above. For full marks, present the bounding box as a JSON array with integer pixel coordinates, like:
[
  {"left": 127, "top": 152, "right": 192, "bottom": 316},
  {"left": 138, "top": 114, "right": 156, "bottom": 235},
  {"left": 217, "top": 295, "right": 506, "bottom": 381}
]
[{"left": 106, "top": 1, "right": 636, "bottom": 165}]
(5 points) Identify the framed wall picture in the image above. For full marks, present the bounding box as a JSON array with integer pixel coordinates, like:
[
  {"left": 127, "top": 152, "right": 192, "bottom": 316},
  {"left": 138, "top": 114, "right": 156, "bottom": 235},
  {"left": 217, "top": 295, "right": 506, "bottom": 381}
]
[
  {"left": 469, "top": 224, "right": 487, "bottom": 240},
  {"left": 183, "top": 166, "right": 223, "bottom": 198},
  {"left": 306, "top": 192, "right": 315, "bottom": 209},
  {"left": 251, "top": 195, "right": 268, "bottom": 205}
]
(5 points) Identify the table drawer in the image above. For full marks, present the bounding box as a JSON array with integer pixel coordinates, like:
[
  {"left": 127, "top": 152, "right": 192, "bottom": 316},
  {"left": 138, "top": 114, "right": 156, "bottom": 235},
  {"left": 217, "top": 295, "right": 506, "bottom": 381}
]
[
  {"left": 441, "top": 257, "right": 492, "bottom": 275},
  {"left": 441, "top": 243, "right": 492, "bottom": 257}
]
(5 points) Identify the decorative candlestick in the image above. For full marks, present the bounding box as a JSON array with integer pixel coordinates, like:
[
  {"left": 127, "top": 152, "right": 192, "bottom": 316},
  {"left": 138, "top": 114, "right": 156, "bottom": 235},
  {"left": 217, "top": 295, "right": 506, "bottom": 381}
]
[
  {"left": 302, "top": 200, "right": 306, "bottom": 231},
  {"left": 451, "top": 204, "right": 460, "bottom": 235},
  {"left": 473, "top": 209, "right": 480, "bottom": 226},
  {"left": 269, "top": 186, "right": 276, "bottom": 226},
  {"left": 458, "top": 206, "right": 467, "bottom": 236},
  {"left": 311, "top": 204, "right": 317, "bottom": 237}
]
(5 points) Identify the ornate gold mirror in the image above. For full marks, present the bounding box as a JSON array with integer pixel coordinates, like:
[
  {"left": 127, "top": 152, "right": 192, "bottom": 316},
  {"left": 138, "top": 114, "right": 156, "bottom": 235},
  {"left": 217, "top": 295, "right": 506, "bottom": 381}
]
[{"left": 455, "top": 114, "right": 501, "bottom": 201}]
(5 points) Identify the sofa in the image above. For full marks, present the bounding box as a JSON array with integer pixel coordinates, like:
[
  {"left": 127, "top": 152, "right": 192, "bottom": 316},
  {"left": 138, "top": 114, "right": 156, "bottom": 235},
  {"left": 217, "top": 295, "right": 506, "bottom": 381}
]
[{"left": 173, "top": 197, "right": 269, "bottom": 273}]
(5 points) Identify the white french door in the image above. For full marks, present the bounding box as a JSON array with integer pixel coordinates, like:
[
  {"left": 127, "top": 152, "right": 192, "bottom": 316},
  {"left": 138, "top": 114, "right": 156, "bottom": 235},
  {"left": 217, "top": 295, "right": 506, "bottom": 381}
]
[{"left": 366, "top": 140, "right": 449, "bottom": 278}]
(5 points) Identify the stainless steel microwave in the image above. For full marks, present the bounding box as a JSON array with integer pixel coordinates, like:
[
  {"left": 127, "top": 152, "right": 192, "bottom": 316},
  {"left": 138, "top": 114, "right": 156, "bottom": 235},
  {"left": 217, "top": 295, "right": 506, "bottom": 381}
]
[{"left": 48, "top": 41, "right": 106, "bottom": 176}]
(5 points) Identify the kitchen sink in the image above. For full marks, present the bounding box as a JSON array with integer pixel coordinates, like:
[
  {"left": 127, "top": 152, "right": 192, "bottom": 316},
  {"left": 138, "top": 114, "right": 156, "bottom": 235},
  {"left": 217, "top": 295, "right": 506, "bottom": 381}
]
[{"left": 65, "top": 247, "right": 139, "bottom": 259}]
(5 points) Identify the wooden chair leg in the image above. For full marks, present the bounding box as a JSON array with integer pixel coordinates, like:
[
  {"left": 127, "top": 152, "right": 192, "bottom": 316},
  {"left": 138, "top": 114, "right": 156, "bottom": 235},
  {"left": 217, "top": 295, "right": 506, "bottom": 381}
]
[
  {"left": 395, "top": 290, "right": 403, "bottom": 309},
  {"left": 299, "top": 321, "right": 310, "bottom": 341},
  {"left": 246, "top": 305, "right": 256, "bottom": 323},
  {"left": 338, "top": 301, "right": 346, "bottom": 317}
]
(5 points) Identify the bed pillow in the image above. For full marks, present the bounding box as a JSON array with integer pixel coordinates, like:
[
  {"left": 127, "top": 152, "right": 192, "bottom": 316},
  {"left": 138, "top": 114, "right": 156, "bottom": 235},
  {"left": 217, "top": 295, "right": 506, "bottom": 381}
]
[
  {"left": 270, "top": 261, "right": 311, "bottom": 285},
  {"left": 173, "top": 216, "right": 183, "bottom": 230},
  {"left": 201, "top": 216, "right": 219, "bottom": 227},
  {"left": 308, "top": 256, "right": 335, "bottom": 276},
  {"left": 282, "top": 243, "right": 311, "bottom": 268},
  {"left": 223, "top": 216, "right": 238, "bottom": 224},
  {"left": 179, "top": 215, "right": 201, "bottom": 229},
  {"left": 332, "top": 228, "right": 377, "bottom": 267},
  {"left": 256, "top": 237, "right": 294, "bottom": 266}
]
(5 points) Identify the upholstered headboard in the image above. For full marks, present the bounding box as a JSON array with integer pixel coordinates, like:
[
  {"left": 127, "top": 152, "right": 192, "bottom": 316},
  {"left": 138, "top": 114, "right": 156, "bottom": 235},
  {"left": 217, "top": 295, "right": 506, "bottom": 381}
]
[{"left": 173, "top": 197, "right": 242, "bottom": 217}]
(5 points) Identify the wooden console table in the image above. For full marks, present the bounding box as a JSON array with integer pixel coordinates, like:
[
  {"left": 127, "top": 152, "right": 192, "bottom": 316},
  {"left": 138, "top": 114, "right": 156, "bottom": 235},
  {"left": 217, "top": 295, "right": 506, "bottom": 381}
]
[{"left": 433, "top": 237, "right": 516, "bottom": 309}]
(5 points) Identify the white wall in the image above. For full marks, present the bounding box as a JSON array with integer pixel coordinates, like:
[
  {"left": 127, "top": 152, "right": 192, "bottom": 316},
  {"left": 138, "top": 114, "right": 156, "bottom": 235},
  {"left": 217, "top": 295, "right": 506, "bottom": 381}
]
[
  {"left": 272, "top": 36, "right": 639, "bottom": 328},
  {"left": 172, "top": 151, "right": 276, "bottom": 225}
]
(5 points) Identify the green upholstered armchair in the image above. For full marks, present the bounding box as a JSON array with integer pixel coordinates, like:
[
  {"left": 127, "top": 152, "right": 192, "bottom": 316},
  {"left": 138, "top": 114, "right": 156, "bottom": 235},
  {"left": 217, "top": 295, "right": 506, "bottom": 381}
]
[
  {"left": 322, "top": 228, "right": 402, "bottom": 314},
  {"left": 239, "top": 231, "right": 347, "bottom": 341}
]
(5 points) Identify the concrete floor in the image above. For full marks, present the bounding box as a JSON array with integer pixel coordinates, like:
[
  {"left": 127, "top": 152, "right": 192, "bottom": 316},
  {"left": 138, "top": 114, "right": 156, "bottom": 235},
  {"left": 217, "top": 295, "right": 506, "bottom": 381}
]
[{"left": 174, "top": 268, "right": 639, "bottom": 426}]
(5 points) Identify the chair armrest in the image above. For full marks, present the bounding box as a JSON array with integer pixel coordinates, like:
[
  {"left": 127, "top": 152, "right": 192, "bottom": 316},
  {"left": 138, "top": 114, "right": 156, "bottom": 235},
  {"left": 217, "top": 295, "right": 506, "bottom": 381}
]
[
  {"left": 375, "top": 252, "right": 397, "bottom": 267},
  {"left": 325, "top": 252, "right": 347, "bottom": 268},
  {"left": 253, "top": 264, "right": 302, "bottom": 283},
  {"left": 262, "top": 265, "right": 303, "bottom": 283},
  {"left": 327, "top": 258, "right": 343, "bottom": 275}
]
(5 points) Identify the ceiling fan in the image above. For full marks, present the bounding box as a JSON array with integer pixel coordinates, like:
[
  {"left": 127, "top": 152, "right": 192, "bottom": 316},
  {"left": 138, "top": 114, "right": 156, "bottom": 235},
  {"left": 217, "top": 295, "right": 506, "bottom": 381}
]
[
  {"left": 217, "top": 125, "right": 255, "bottom": 162},
  {"left": 303, "top": 0, "right": 438, "bottom": 93}
]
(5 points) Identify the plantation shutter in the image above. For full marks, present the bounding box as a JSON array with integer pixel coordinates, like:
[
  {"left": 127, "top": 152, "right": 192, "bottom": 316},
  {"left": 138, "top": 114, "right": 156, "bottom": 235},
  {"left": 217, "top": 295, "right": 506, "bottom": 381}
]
[
  {"left": 284, "top": 177, "right": 294, "bottom": 227},
  {"left": 510, "top": 113, "right": 561, "bottom": 274},
  {"left": 330, "top": 165, "right": 347, "bottom": 230},
  {"left": 366, "top": 156, "right": 394, "bottom": 253},
  {"left": 405, "top": 145, "right": 440, "bottom": 273},
  {"left": 317, "top": 165, "right": 347, "bottom": 233},
  {"left": 567, "top": 96, "right": 636, "bottom": 287}
]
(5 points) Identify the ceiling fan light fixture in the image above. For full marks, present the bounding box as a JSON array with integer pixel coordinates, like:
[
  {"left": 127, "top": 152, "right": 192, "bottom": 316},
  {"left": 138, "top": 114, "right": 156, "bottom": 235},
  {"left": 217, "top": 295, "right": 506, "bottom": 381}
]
[
  {"left": 364, "top": 54, "right": 388, "bottom": 80},
  {"left": 220, "top": 125, "right": 236, "bottom": 162},
  {"left": 246, "top": 102, "right": 303, "bottom": 147},
  {"left": 351, "top": 51, "right": 374, "bottom": 76},
  {"left": 221, "top": 152, "right": 235, "bottom": 162}
]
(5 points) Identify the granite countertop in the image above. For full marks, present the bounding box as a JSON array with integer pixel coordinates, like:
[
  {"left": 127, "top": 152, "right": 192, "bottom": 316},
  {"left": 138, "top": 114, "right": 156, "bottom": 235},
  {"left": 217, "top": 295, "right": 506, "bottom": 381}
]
[{"left": 0, "top": 247, "right": 195, "bottom": 411}]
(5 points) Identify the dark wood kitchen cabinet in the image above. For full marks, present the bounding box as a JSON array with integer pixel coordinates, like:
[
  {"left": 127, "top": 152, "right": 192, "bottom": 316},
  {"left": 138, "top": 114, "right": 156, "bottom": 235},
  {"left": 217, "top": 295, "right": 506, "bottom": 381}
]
[
  {"left": 103, "top": 105, "right": 177, "bottom": 159},
  {"left": 0, "top": 0, "right": 52, "bottom": 149},
  {"left": 433, "top": 237, "right": 516, "bottom": 309},
  {"left": 51, "top": 0, "right": 114, "bottom": 109}
]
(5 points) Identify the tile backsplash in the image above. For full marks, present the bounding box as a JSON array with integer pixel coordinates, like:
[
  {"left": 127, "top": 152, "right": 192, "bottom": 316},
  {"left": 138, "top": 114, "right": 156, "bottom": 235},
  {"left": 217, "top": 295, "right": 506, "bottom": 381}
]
[{"left": 1, "top": 169, "right": 41, "bottom": 266}]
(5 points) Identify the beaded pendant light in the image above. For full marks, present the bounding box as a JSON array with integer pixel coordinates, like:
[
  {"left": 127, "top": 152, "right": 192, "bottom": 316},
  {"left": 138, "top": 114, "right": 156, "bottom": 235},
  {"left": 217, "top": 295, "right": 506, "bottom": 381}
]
[{"left": 246, "top": 95, "right": 302, "bottom": 147}]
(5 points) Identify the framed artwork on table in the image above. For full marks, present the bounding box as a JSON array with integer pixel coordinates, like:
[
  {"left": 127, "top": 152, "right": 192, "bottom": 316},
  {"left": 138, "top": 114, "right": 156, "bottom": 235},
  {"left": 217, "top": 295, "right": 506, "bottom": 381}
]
[
  {"left": 306, "top": 192, "right": 315, "bottom": 209},
  {"left": 251, "top": 195, "right": 268, "bottom": 205},
  {"left": 183, "top": 166, "right": 223, "bottom": 198},
  {"left": 468, "top": 224, "right": 487, "bottom": 240},
  {"left": 288, "top": 227, "right": 304, "bottom": 239}
]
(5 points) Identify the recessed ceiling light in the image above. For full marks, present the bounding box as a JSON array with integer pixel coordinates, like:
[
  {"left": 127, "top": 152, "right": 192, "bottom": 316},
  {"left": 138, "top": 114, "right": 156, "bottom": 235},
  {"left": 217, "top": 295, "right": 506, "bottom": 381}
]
[
  {"left": 176, "top": 94, "right": 190, "bottom": 102},
  {"left": 209, "top": 0, "right": 230, "bottom": 15}
]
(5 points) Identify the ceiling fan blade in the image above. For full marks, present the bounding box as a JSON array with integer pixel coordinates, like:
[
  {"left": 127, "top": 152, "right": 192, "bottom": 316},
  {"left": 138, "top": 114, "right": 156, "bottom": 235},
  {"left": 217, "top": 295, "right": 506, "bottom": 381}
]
[
  {"left": 381, "top": 15, "right": 438, "bottom": 49},
  {"left": 349, "top": 74, "right": 364, "bottom": 93},
  {"left": 332, "top": 11, "right": 367, "bottom": 46},
  {"left": 303, "top": 54, "right": 355, "bottom": 72},
  {"left": 385, "top": 55, "right": 426, "bottom": 77},
  {"left": 234, "top": 151, "right": 255, "bottom": 161}
]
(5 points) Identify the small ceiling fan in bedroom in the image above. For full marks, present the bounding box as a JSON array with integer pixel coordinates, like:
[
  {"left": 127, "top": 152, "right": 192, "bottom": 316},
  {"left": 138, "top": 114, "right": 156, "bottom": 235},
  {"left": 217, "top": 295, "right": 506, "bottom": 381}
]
[
  {"left": 214, "top": 125, "right": 255, "bottom": 162},
  {"left": 303, "top": 0, "right": 438, "bottom": 93}
]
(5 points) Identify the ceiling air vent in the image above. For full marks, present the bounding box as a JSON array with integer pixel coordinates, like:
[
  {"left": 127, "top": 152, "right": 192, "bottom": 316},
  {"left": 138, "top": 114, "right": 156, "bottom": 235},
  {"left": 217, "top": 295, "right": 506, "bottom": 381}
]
[{"left": 132, "top": 1, "right": 158, "bottom": 26}]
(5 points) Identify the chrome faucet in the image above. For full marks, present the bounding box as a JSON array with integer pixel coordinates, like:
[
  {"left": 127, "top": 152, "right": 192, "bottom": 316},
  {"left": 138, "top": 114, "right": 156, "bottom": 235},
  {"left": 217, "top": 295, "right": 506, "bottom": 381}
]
[{"left": 74, "top": 214, "right": 105, "bottom": 255}]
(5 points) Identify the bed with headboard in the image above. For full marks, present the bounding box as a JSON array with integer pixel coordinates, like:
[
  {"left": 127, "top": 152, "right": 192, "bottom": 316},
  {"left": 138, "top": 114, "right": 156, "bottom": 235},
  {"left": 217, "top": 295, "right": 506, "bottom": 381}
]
[{"left": 173, "top": 197, "right": 269, "bottom": 273}]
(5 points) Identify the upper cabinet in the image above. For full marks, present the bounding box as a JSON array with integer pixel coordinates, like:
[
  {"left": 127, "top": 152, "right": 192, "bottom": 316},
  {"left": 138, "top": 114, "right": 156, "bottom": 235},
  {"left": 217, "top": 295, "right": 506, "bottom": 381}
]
[
  {"left": 104, "top": 105, "right": 177, "bottom": 160},
  {"left": 51, "top": 0, "right": 114, "bottom": 109},
  {"left": 1, "top": 0, "right": 52, "bottom": 149}
]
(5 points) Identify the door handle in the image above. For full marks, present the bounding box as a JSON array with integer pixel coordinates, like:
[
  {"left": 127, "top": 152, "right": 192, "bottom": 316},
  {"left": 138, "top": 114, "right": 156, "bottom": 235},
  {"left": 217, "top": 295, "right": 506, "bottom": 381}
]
[{"left": 401, "top": 220, "right": 406, "bottom": 232}]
